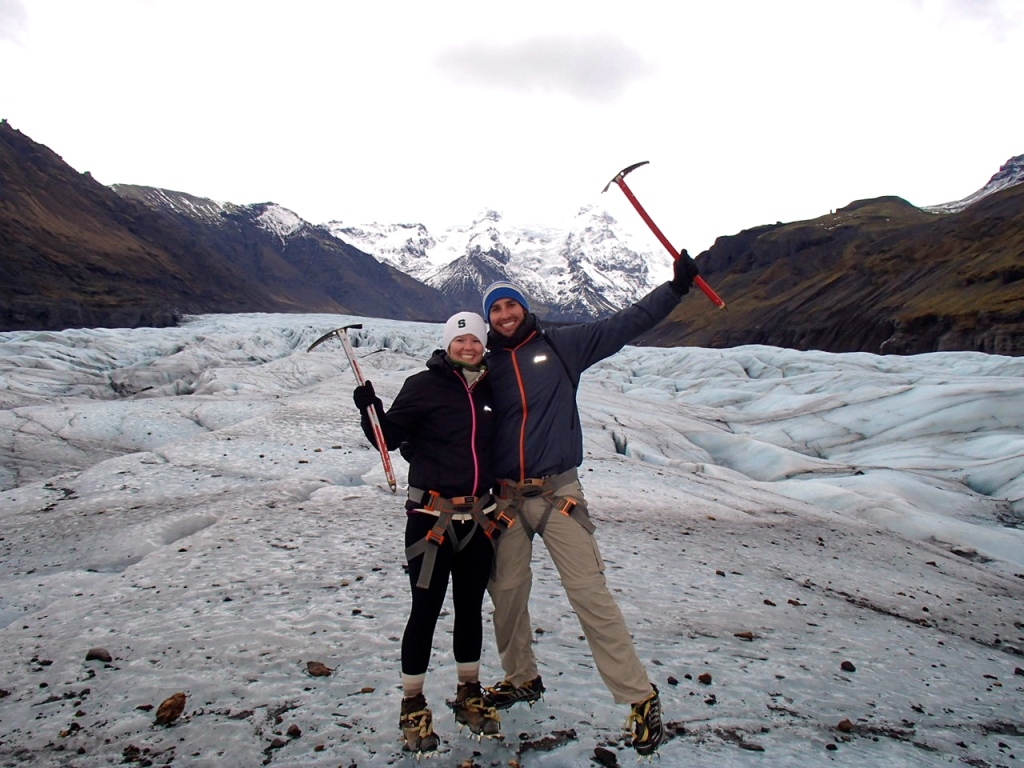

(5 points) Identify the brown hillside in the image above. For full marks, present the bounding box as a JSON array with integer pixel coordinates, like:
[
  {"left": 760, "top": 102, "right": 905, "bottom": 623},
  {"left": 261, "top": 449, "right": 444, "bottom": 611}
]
[
  {"left": 0, "top": 122, "right": 342, "bottom": 330},
  {"left": 641, "top": 189, "right": 1024, "bottom": 355}
]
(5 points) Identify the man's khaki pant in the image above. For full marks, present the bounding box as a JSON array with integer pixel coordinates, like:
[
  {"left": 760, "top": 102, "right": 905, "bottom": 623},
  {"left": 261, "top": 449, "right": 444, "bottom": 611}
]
[{"left": 487, "top": 478, "right": 653, "bottom": 705}]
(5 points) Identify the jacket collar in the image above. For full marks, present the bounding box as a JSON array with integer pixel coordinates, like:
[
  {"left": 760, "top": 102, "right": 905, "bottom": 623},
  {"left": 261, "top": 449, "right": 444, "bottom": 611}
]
[{"left": 487, "top": 313, "right": 540, "bottom": 350}]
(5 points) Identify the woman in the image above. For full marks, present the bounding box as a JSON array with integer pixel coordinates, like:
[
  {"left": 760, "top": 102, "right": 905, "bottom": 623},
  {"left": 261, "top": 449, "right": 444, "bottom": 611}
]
[{"left": 352, "top": 311, "right": 501, "bottom": 754}]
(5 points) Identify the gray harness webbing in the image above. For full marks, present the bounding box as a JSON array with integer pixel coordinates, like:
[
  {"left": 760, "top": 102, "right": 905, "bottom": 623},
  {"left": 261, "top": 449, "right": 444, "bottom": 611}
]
[
  {"left": 404, "top": 489, "right": 501, "bottom": 590},
  {"left": 495, "top": 467, "right": 594, "bottom": 537}
]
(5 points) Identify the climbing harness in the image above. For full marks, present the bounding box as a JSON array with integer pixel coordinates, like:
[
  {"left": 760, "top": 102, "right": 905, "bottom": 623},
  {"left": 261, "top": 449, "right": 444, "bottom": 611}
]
[
  {"left": 404, "top": 488, "right": 513, "bottom": 589},
  {"left": 494, "top": 467, "right": 594, "bottom": 537}
]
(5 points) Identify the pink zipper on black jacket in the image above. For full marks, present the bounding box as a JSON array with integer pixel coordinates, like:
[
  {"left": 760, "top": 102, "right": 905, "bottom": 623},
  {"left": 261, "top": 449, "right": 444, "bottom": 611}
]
[{"left": 359, "top": 349, "right": 494, "bottom": 499}]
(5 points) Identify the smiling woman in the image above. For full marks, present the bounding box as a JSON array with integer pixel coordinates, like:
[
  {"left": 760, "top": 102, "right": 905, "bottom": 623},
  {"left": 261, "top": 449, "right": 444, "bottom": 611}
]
[{"left": 350, "top": 309, "right": 500, "bottom": 752}]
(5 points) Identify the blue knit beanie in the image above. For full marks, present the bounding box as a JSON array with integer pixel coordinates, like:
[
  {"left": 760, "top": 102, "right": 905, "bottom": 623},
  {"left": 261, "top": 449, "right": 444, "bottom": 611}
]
[{"left": 482, "top": 281, "right": 530, "bottom": 319}]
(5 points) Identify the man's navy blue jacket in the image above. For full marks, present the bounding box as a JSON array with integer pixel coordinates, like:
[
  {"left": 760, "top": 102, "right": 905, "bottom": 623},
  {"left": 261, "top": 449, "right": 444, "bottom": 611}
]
[{"left": 485, "top": 282, "right": 681, "bottom": 482}]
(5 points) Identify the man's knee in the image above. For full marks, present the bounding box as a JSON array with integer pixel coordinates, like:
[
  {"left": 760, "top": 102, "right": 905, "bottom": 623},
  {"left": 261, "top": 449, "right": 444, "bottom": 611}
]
[
  {"left": 488, "top": 569, "right": 532, "bottom": 594},
  {"left": 561, "top": 571, "right": 608, "bottom": 593}
]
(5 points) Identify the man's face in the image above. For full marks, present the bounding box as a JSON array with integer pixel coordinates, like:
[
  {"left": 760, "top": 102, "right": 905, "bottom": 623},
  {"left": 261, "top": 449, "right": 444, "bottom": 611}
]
[{"left": 489, "top": 297, "right": 526, "bottom": 338}]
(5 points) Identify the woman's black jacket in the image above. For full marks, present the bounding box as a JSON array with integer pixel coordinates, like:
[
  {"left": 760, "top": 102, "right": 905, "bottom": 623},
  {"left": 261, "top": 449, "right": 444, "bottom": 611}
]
[{"left": 360, "top": 349, "right": 494, "bottom": 499}]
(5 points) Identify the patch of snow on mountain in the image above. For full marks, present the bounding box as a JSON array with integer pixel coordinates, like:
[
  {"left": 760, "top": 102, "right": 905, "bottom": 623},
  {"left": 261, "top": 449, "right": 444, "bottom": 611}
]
[
  {"left": 326, "top": 220, "right": 440, "bottom": 279},
  {"left": 256, "top": 204, "right": 305, "bottom": 242},
  {"left": 111, "top": 185, "right": 236, "bottom": 226},
  {"left": 925, "top": 154, "right": 1024, "bottom": 213}
]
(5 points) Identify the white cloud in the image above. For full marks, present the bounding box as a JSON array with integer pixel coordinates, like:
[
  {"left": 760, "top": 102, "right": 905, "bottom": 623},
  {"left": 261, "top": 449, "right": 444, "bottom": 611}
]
[
  {"left": 919, "top": 0, "right": 1024, "bottom": 39},
  {"left": 435, "top": 34, "right": 656, "bottom": 104},
  {"left": 0, "top": 0, "right": 1021, "bottom": 253},
  {"left": 0, "top": 0, "right": 26, "bottom": 43}
]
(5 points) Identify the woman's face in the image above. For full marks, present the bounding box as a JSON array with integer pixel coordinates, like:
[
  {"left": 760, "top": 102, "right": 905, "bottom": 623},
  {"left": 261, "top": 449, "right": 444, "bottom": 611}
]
[{"left": 448, "top": 334, "right": 484, "bottom": 366}]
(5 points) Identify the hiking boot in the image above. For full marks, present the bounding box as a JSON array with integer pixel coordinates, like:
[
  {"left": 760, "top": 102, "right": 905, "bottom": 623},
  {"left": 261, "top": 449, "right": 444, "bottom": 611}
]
[
  {"left": 447, "top": 681, "right": 501, "bottom": 737},
  {"left": 625, "top": 685, "right": 664, "bottom": 756},
  {"left": 482, "top": 675, "right": 545, "bottom": 711},
  {"left": 399, "top": 693, "right": 440, "bottom": 753}
]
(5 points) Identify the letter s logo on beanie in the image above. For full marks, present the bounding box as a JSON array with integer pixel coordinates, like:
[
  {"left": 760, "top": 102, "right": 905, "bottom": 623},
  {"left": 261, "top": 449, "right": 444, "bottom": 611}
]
[{"left": 442, "top": 312, "right": 487, "bottom": 350}]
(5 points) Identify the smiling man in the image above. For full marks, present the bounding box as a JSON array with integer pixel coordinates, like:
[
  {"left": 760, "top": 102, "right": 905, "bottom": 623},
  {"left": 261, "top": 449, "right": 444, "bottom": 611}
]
[{"left": 479, "top": 254, "right": 700, "bottom": 757}]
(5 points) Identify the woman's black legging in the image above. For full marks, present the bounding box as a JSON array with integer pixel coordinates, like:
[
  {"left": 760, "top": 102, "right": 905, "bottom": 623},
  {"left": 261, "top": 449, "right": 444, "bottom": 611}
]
[{"left": 401, "top": 513, "right": 494, "bottom": 676}]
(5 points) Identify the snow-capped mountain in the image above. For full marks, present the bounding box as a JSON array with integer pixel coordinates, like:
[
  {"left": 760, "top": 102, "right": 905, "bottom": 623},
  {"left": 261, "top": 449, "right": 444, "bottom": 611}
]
[
  {"left": 109, "top": 185, "right": 454, "bottom": 322},
  {"left": 112, "top": 185, "right": 316, "bottom": 245},
  {"left": 328, "top": 207, "right": 675, "bottom": 321},
  {"left": 324, "top": 220, "right": 440, "bottom": 278},
  {"left": 925, "top": 154, "right": 1024, "bottom": 213},
  {"left": 113, "top": 177, "right": 672, "bottom": 324}
]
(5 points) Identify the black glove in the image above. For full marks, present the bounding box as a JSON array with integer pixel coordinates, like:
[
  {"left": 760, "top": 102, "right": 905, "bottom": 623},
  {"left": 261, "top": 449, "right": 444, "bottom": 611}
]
[
  {"left": 352, "top": 380, "right": 379, "bottom": 411},
  {"left": 671, "top": 250, "right": 700, "bottom": 295}
]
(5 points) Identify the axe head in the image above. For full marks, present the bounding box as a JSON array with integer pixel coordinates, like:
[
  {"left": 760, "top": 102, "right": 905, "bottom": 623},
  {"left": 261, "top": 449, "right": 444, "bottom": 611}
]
[
  {"left": 602, "top": 160, "right": 650, "bottom": 193},
  {"left": 307, "top": 323, "right": 363, "bottom": 353}
]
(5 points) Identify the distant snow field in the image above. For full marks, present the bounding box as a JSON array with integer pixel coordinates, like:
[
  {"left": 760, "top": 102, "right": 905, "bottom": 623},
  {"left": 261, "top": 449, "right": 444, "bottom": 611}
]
[{"left": 1, "top": 313, "right": 1022, "bottom": 767}]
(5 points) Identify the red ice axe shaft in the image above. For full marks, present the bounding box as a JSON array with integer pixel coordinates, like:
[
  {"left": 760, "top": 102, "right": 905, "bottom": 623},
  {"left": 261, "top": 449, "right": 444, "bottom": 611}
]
[
  {"left": 307, "top": 324, "right": 398, "bottom": 493},
  {"left": 604, "top": 161, "right": 727, "bottom": 310}
]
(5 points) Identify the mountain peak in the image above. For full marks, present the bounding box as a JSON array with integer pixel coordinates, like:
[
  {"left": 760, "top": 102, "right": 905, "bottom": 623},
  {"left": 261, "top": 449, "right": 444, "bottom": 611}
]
[
  {"left": 332, "top": 205, "right": 672, "bottom": 322},
  {"left": 474, "top": 208, "right": 503, "bottom": 224},
  {"left": 925, "top": 154, "right": 1024, "bottom": 213}
]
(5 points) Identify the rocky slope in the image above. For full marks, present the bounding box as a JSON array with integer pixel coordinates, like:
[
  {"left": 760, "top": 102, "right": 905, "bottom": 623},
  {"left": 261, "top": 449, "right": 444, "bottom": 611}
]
[
  {"left": 111, "top": 185, "right": 452, "bottom": 324},
  {"left": 0, "top": 122, "right": 449, "bottom": 331},
  {"left": 640, "top": 184, "right": 1024, "bottom": 355}
]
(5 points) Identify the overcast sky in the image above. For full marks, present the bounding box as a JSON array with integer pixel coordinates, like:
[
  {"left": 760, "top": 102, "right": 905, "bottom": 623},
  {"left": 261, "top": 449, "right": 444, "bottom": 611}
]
[{"left": 2, "top": 0, "right": 1022, "bottom": 253}]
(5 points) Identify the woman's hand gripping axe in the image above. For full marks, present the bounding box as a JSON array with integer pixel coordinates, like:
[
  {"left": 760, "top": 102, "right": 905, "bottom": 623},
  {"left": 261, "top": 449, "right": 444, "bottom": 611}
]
[{"left": 308, "top": 324, "right": 398, "bottom": 493}]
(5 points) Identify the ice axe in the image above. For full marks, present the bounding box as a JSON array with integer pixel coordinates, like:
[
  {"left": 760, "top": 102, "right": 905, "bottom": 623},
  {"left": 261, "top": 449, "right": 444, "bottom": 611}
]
[
  {"left": 308, "top": 324, "right": 397, "bottom": 493},
  {"left": 603, "top": 161, "right": 727, "bottom": 310}
]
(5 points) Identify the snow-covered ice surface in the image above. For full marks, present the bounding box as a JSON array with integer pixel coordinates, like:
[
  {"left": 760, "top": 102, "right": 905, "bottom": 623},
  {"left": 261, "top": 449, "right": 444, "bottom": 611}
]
[{"left": 1, "top": 313, "right": 1022, "bottom": 768}]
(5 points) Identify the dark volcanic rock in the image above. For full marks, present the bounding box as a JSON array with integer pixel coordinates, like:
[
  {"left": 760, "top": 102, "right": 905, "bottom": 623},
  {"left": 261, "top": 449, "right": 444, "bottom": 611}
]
[
  {"left": 641, "top": 191, "right": 1024, "bottom": 356},
  {"left": 0, "top": 122, "right": 449, "bottom": 332}
]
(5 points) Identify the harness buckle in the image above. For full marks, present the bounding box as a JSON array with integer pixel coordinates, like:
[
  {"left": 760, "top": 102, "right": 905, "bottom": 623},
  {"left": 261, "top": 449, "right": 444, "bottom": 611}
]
[
  {"left": 450, "top": 495, "right": 477, "bottom": 514},
  {"left": 557, "top": 498, "right": 577, "bottom": 516},
  {"left": 483, "top": 521, "right": 502, "bottom": 540},
  {"left": 425, "top": 528, "right": 445, "bottom": 546},
  {"left": 422, "top": 489, "right": 441, "bottom": 512},
  {"left": 519, "top": 478, "right": 545, "bottom": 498},
  {"left": 497, "top": 481, "right": 514, "bottom": 501},
  {"left": 494, "top": 510, "right": 516, "bottom": 529}
]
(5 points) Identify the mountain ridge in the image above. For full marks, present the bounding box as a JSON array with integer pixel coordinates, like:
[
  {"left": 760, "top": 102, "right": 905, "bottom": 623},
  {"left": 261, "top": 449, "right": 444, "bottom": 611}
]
[
  {"left": 640, "top": 186, "right": 1024, "bottom": 355},
  {"left": 1, "top": 120, "right": 1021, "bottom": 355},
  {"left": 328, "top": 206, "right": 674, "bottom": 322}
]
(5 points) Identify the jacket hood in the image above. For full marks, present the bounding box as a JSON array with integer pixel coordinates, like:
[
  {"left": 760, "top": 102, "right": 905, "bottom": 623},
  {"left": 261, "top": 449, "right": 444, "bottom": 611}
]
[{"left": 426, "top": 348, "right": 453, "bottom": 372}]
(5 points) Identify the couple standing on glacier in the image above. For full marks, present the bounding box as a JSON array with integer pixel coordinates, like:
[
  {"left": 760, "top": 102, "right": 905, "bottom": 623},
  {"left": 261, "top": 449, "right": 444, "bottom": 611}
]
[{"left": 351, "top": 254, "right": 700, "bottom": 756}]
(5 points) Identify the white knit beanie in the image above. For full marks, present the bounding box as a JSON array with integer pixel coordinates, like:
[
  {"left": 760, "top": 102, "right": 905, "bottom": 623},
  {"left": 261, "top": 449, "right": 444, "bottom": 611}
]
[{"left": 442, "top": 311, "right": 487, "bottom": 351}]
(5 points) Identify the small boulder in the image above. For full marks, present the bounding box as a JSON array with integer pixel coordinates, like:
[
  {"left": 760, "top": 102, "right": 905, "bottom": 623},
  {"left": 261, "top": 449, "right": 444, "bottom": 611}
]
[
  {"left": 154, "top": 692, "right": 186, "bottom": 726},
  {"left": 305, "top": 661, "right": 333, "bottom": 677}
]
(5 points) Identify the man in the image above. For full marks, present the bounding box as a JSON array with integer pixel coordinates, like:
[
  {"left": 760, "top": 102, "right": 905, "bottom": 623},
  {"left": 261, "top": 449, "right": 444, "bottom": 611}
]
[{"left": 480, "top": 254, "right": 700, "bottom": 756}]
